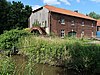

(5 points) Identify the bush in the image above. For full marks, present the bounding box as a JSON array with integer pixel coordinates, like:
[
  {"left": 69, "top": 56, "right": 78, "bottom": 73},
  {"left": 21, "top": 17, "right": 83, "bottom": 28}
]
[
  {"left": 18, "top": 35, "right": 100, "bottom": 75},
  {"left": 0, "top": 29, "right": 31, "bottom": 50}
]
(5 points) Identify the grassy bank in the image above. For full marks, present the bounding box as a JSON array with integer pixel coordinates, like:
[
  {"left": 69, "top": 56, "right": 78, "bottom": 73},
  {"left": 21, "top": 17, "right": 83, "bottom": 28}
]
[
  {"left": 17, "top": 35, "right": 100, "bottom": 75},
  {"left": 0, "top": 54, "right": 35, "bottom": 75}
]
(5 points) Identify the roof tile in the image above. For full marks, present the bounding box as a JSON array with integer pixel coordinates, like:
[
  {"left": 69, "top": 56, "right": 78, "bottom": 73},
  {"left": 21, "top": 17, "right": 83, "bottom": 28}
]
[{"left": 44, "top": 5, "right": 96, "bottom": 21}]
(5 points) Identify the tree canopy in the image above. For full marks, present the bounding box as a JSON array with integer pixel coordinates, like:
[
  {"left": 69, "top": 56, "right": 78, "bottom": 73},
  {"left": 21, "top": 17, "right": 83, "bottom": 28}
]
[
  {"left": 88, "top": 12, "right": 100, "bottom": 19},
  {"left": 0, "top": 0, "right": 32, "bottom": 34}
]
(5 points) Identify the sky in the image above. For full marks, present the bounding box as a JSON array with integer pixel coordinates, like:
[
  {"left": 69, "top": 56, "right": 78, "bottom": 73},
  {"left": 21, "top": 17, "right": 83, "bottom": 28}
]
[{"left": 7, "top": 0, "right": 100, "bottom": 15}]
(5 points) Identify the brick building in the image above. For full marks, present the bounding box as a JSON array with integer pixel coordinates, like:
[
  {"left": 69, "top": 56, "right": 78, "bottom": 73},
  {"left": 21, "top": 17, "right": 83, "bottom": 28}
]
[
  {"left": 29, "top": 5, "right": 97, "bottom": 38},
  {"left": 96, "top": 20, "right": 100, "bottom": 37}
]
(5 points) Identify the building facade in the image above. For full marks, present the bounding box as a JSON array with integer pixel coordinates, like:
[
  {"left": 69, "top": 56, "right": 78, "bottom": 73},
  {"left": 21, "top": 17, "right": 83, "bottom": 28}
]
[
  {"left": 29, "top": 5, "right": 97, "bottom": 38},
  {"left": 96, "top": 20, "right": 100, "bottom": 37}
]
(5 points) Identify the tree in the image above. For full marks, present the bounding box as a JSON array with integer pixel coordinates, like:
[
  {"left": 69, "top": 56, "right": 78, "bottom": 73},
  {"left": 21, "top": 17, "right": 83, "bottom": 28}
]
[
  {"left": 0, "top": 0, "right": 32, "bottom": 34},
  {"left": 88, "top": 12, "right": 100, "bottom": 19},
  {"left": 0, "top": 0, "right": 9, "bottom": 34},
  {"left": 7, "top": 1, "right": 32, "bottom": 29}
]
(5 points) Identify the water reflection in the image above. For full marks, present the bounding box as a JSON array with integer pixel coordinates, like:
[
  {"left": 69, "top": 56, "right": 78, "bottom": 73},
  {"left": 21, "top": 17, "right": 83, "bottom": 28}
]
[{"left": 11, "top": 55, "right": 73, "bottom": 75}]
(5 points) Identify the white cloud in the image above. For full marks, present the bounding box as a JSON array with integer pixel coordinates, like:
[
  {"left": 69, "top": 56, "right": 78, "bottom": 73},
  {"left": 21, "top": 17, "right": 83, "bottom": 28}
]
[
  {"left": 32, "top": 5, "right": 41, "bottom": 11},
  {"left": 60, "top": 0, "right": 71, "bottom": 5},
  {"left": 43, "top": 0, "right": 60, "bottom": 5},
  {"left": 76, "top": 0, "right": 80, "bottom": 3},
  {"left": 91, "top": 0, "right": 100, "bottom": 2}
]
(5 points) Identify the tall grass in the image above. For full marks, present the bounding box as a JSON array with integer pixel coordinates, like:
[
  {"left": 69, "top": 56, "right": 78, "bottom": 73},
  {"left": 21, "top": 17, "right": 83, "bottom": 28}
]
[
  {"left": 17, "top": 35, "right": 100, "bottom": 75},
  {"left": 0, "top": 54, "right": 35, "bottom": 75}
]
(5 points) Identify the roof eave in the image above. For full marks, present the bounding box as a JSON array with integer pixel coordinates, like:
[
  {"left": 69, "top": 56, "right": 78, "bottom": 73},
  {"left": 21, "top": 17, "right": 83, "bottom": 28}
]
[{"left": 49, "top": 11, "right": 97, "bottom": 21}]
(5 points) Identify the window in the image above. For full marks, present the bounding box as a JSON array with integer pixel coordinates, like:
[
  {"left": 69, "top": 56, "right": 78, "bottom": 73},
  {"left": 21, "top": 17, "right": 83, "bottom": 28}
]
[
  {"left": 71, "top": 20, "right": 75, "bottom": 25},
  {"left": 82, "top": 31, "right": 84, "bottom": 34},
  {"left": 97, "top": 27, "right": 100, "bottom": 31},
  {"left": 92, "top": 23, "right": 94, "bottom": 27},
  {"left": 68, "top": 31, "right": 76, "bottom": 37},
  {"left": 92, "top": 21, "right": 95, "bottom": 27},
  {"left": 61, "top": 30, "right": 65, "bottom": 38},
  {"left": 82, "top": 21, "right": 84, "bottom": 26},
  {"left": 61, "top": 19, "right": 65, "bottom": 24},
  {"left": 81, "top": 30, "right": 84, "bottom": 38},
  {"left": 42, "top": 21, "right": 45, "bottom": 27}
]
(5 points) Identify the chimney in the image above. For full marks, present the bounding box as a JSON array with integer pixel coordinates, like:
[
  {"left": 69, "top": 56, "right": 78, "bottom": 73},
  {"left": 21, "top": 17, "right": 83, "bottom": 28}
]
[
  {"left": 74, "top": 10, "right": 78, "bottom": 13},
  {"left": 86, "top": 14, "right": 88, "bottom": 16}
]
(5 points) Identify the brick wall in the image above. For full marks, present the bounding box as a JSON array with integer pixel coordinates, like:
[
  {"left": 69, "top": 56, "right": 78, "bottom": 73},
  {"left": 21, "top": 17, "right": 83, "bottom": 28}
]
[{"left": 50, "top": 12, "right": 96, "bottom": 38}]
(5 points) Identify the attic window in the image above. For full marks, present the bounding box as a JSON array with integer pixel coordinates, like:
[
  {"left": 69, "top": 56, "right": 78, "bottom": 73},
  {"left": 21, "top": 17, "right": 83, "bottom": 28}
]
[
  {"left": 61, "top": 19, "right": 65, "bottom": 24},
  {"left": 92, "top": 21, "right": 95, "bottom": 27},
  {"left": 71, "top": 20, "right": 75, "bottom": 25},
  {"left": 82, "top": 21, "right": 84, "bottom": 26},
  {"left": 92, "top": 23, "right": 94, "bottom": 27}
]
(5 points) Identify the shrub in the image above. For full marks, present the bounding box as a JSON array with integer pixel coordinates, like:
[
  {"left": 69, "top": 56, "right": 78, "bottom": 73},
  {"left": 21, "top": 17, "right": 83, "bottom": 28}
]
[
  {"left": 0, "top": 29, "right": 31, "bottom": 50},
  {"left": 17, "top": 35, "right": 100, "bottom": 75}
]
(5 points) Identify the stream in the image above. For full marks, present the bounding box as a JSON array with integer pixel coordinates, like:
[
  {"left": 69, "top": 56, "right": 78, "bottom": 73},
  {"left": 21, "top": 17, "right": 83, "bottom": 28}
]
[{"left": 11, "top": 54, "right": 74, "bottom": 75}]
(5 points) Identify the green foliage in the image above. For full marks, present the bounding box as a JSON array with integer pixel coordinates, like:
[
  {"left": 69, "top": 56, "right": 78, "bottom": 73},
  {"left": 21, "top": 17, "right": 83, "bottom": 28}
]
[
  {"left": 0, "top": 29, "right": 31, "bottom": 49},
  {"left": 0, "top": 56, "right": 15, "bottom": 75},
  {"left": 0, "top": 0, "right": 32, "bottom": 34},
  {"left": 32, "top": 20, "right": 41, "bottom": 27},
  {"left": 67, "top": 43, "right": 100, "bottom": 75},
  {"left": 0, "top": 55, "right": 35, "bottom": 75},
  {"left": 18, "top": 35, "right": 100, "bottom": 75},
  {"left": 23, "top": 58, "right": 35, "bottom": 75},
  {"left": 88, "top": 12, "right": 100, "bottom": 19}
]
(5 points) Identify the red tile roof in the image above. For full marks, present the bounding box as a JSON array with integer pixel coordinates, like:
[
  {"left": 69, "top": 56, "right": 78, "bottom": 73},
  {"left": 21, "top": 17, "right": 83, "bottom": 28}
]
[
  {"left": 44, "top": 5, "right": 96, "bottom": 21},
  {"left": 97, "top": 20, "right": 100, "bottom": 26}
]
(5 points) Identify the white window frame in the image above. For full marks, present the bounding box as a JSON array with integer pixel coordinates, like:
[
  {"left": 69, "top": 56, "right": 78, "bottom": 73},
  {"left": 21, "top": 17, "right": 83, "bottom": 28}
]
[
  {"left": 71, "top": 20, "right": 75, "bottom": 25},
  {"left": 82, "top": 21, "right": 84, "bottom": 26},
  {"left": 92, "top": 21, "right": 95, "bottom": 27},
  {"left": 81, "top": 30, "right": 84, "bottom": 38},
  {"left": 61, "top": 19, "right": 65, "bottom": 25},
  {"left": 61, "top": 30, "right": 65, "bottom": 38}
]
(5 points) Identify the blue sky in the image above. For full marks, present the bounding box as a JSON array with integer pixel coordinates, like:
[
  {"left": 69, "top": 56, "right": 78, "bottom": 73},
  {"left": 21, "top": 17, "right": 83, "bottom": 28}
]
[{"left": 7, "top": 0, "right": 100, "bottom": 14}]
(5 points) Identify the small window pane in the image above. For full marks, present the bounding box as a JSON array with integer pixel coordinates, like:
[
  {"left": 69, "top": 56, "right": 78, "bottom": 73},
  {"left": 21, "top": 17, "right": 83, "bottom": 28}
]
[
  {"left": 61, "top": 30, "right": 65, "bottom": 38},
  {"left": 61, "top": 19, "right": 65, "bottom": 24},
  {"left": 71, "top": 20, "right": 74, "bottom": 25},
  {"left": 82, "top": 22, "right": 84, "bottom": 26}
]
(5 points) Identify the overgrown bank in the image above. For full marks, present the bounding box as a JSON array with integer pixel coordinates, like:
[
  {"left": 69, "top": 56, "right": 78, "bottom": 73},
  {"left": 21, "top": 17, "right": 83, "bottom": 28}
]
[
  {"left": 18, "top": 35, "right": 100, "bottom": 75},
  {"left": 0, "top": 29, "right": 100, "bottom": 75}
]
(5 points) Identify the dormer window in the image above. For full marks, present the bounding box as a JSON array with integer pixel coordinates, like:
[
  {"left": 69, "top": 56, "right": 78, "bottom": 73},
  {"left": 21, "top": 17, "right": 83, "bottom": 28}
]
[
  {"left": 92, "top": 21, "right": 95, "bottom": 27},
  {"left": 61, "top": 19, "right": 65, "bottom": 24},
  {"left": 82, "top": 21, "right": 84, "bottom": 26},
  {"left": 71, "top": 20, "right": 75, "bottom": 25}
]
